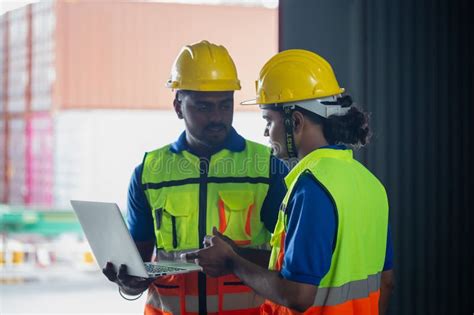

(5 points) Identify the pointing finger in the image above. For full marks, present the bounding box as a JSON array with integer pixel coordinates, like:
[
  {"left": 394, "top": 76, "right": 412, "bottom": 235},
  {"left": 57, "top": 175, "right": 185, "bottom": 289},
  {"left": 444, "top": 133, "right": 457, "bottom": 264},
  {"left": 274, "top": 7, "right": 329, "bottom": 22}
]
[
  {"left": 212, "top": 227, "right": 221, "bottom": 237},
  {"left": 182, "top": 251, "right": 199, "bottom": 263}
]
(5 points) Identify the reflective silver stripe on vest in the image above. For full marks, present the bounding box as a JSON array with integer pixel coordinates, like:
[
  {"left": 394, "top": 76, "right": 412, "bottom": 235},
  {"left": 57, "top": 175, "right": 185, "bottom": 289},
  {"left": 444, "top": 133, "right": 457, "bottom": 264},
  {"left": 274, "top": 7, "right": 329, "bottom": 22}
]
[
  {"left": 156, "top": 246, "right": 270, "bottom": 261},
  {"left": 313, "top": 272, "right": 381, "bottom": 306},
  {"left": 156, "top": 249, "right": 198, "bottom": 261},
  {"left": 147, "top": 290, "right": 263, "bottom": 313},
  {"left": 146, "top": 293, "right": 218, "bottom": 314},
  {"left": 186, "top": 295, "right": 218, "bottom": 313},
  {"left": 223, "top": 291, "right": 264, "bottom": 311},
  {"left": 250, "top": 243, "right": 272, "bottom": 250}
]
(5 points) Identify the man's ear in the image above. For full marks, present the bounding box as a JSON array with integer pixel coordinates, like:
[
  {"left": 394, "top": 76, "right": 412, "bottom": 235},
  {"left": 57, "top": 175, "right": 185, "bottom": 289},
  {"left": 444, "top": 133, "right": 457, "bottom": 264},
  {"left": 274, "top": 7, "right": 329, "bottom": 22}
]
[
  {"left": 173, "top": 97, "right": 183, "bottom": 119},
  {"left": 292, "top": 111, "right": 305, "bottom": 135}
]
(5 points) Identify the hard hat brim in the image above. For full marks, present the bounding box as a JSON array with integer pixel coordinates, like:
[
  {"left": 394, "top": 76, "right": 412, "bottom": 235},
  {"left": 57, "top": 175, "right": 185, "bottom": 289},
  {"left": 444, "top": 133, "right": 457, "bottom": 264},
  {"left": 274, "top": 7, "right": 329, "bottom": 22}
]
[{"left": 240, "top": 99, "right": 259, "bottom": 105}]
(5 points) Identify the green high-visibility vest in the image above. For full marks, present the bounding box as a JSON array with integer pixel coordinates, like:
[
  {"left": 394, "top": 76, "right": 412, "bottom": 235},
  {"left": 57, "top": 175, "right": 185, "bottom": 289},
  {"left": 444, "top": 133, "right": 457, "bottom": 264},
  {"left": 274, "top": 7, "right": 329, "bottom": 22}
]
[
  {"left": 142, "top": 140, "right": 272, "bottom": 252},
  {"left": 269, "top": 148, "right": 389, "bottom": 308}
]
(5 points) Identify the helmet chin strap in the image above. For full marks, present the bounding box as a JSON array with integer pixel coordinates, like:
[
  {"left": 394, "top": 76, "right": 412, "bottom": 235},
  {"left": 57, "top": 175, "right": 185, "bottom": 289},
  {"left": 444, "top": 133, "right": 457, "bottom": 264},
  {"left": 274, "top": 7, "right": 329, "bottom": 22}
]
[
  {"left": 262, "top": 94, "right": 352, "bottom": 162},
  {"left": 283, "top": 107, "right": 298, "bottom": 159},
  {"left": 260, "top": 103, "right": 298, "bottom": 160}
]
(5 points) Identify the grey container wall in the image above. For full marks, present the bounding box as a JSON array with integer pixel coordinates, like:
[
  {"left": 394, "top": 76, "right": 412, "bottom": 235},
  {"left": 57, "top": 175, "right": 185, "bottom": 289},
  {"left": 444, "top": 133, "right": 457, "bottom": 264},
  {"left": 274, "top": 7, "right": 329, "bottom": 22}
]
[{"left": 279, "top": 0, "right": 473, "bottom": 314}]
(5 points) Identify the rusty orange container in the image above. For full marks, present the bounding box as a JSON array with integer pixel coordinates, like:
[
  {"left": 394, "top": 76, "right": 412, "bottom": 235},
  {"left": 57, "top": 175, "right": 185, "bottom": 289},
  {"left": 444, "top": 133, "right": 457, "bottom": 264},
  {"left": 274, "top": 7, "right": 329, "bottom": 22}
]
[{"left": 51, "top": 1, "right": 278, "bottom": 110}]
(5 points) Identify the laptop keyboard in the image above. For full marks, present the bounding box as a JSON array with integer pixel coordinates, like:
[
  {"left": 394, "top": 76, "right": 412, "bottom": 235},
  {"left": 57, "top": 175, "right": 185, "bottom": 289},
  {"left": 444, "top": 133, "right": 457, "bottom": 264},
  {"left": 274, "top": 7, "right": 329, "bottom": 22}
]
[{"left": 145, "top": 264, "right": 186, "bottom": 275}]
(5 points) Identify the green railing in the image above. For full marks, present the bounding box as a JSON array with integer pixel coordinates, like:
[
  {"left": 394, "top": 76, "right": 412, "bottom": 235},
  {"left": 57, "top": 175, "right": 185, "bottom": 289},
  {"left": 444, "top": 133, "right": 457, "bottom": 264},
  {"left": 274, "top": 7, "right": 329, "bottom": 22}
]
[{"left": 0, "top": 204, "right": 83, "bottom": 236}]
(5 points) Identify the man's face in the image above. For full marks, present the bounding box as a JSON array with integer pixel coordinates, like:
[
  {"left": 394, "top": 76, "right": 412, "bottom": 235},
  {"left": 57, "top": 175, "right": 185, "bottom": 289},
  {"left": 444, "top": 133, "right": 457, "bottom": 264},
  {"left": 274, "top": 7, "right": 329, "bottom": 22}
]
[
  {"left": 262, "top": 108, "right": 288, "bottom": 160},
  {"left": 175, "top": 91, "right": 234, "bottom": 149}
]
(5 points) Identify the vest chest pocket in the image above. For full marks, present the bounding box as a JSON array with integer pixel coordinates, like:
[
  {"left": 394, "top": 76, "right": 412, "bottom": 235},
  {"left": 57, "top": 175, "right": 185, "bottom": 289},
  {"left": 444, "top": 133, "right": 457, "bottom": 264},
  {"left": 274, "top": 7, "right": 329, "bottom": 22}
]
[
  {"left": 218, "top": 191, "right": 255, "bottom": 245},
  {"left": 155, "top": 193, "right": 198, "bottom": 251}
]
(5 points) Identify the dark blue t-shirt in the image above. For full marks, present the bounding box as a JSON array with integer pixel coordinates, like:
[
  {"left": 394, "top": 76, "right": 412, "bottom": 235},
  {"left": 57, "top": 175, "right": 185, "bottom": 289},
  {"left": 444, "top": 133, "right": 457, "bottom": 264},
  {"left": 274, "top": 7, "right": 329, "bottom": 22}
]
[
  {"left": 126, "top": 128, "right": 289, "bottom": 242},
  {"left": 280, "top": 145, "right": 394, "bottom": 286}
]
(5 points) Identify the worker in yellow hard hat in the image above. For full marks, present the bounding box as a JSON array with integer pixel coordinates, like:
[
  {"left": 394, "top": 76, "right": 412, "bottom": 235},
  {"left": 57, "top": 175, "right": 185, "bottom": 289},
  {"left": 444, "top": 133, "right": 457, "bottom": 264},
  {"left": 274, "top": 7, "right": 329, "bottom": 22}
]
[
  {"left": 103, "top": 40, "right": 289, "bottom": 315},
  {"left": 186, "top": 49, "right": 394, "bottom": 315}
]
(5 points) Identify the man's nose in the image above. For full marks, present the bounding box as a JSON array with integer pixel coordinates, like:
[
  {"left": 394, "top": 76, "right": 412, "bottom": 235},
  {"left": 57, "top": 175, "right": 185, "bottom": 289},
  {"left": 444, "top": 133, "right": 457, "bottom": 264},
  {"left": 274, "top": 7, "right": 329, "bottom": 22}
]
[
  {"left": 208, "top": 108, "right": 224, "bottom": 123},
  {"left": 263, "top": 127, "right": 269, "bottom": 137}
]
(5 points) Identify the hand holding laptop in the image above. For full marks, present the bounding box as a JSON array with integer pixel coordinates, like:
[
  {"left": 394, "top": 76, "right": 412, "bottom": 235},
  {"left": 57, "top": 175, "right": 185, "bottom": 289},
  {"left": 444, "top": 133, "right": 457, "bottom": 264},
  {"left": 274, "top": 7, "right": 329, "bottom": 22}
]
[
  {"left": 70, "top": 200, "right": 202, "bottom": 280},
  {"left": 103, "top": 262, "right": 153, "bottom": 296}
]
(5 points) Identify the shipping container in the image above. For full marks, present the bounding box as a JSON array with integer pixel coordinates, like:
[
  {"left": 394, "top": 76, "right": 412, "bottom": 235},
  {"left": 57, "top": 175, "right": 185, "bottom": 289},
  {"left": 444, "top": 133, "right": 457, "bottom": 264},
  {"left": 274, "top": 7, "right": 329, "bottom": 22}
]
[
  {"left": 31, "top": 1, "right": 55, "bottom": 112},
  {"left": 7, "top": 7, "right": 27, "bottom": 113},
  {"left": 1, "top": 1, "right": 277, "bottom": 207},
  {"left": 53, "top": 1, "right": 277, "bottom": 110},
  {"left": 2, "top": 1, "right": 278, "bottom": 113},
  {"left": 0, "top": 118, "right": 5, "bottom": 201},
  {"left": 0, "top": 15, "right": 5, "bottom": 113},
  {"left": 3, "top": 1, "right": 277, "bottom": 115},
  {"left": 28, "top": 113, "right": 53, "bottom": 206},
  {"left": 8, "top": 118, "right": 26, "bottom": 204}
]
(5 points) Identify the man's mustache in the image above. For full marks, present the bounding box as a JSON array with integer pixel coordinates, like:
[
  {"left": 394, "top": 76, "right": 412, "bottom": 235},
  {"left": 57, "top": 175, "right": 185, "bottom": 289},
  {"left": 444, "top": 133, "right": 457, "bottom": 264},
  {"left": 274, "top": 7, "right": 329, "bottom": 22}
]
[{"left": 205, "top": 124, "right": 227, "bottom": 130}]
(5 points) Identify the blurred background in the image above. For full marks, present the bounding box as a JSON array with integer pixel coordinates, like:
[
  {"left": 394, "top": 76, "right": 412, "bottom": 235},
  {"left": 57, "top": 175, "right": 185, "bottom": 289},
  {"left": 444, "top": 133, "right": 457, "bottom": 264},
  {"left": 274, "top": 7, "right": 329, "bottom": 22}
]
[{"left": 0, "top": 0, "right": 472, "bottom": 314}]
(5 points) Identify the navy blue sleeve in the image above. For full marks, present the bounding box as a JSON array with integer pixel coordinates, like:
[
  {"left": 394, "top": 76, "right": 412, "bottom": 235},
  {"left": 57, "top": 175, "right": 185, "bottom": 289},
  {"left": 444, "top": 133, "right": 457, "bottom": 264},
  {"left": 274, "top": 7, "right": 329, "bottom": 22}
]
[
  {"left": 383, "top": 223, "right": 393, "bottom": 270},
  {"left": 126, "top": 163, "right": 155, "bottom": 242},
  {"left": 280, "top": 173, "right": 336, "bottom": 286},
  {"left": 260, "top": 156, "right": 289, "bottom": 232}
]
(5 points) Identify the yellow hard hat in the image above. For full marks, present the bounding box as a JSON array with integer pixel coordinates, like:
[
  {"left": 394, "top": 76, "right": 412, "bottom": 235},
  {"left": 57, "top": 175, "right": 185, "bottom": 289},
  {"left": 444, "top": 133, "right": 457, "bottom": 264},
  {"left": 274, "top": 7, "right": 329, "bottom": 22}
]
[
  {"left": 241, "top": 49, "right": 344, "bottom": 105},
  {"left": 166, "top": 40, "right": 241, "bottom": 91}
]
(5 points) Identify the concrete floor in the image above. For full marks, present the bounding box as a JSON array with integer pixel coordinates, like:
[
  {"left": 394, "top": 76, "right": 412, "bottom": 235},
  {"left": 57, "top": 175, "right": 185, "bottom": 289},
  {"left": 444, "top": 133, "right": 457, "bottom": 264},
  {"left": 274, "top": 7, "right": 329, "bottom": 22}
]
[{"left": 1, "top": 267, "right": 145, "bottom": 314}]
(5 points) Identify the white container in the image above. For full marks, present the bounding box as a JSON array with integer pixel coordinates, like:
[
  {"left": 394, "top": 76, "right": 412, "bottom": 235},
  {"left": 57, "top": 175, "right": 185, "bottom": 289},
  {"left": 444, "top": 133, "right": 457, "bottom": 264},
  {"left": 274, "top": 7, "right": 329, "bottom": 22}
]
[
  {"left": 31, "top": 52, "right": 54, "bottom": 111},
  {"left": 31, "top": 1, "right": 55, "bottom": 112},
  {"left": 53, "top": 110, "right": 267, "bottom": 209},
  {"left": 8, "top": 118, "right": 26, "bottom": 204},
  {"left": 29, "top": 113, "right": 53, "bottom": 205},
  {"left": 53, "top": 110, "right": 182, "bottom": 209},
  {"left": 0, "top": 15, "right": 5, "bottom": 113},
  {"left": 32, "top": 1, "right": 55, "bottom": 43},
  {"left": 8, "top": 7, "right": 27, "bottom": 50},
  {"left": 0, "top": 119, "right": 5, "bottom": 200},
  {"left": 7, "top": 7, "right": 27, "bottom": 113}
]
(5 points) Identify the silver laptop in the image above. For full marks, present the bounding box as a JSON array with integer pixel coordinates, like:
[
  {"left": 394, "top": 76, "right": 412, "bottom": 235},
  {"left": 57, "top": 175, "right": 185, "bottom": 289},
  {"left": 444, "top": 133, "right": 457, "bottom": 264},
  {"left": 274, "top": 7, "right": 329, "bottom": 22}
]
[{"left": 71, "top": 200, "right": 202, "bottom": 278}]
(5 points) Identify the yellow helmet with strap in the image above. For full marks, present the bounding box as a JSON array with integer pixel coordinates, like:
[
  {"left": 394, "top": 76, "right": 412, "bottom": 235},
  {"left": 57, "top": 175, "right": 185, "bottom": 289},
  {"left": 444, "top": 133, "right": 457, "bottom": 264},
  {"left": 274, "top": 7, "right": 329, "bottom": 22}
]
[
  {"left": 242, "top": 49, "right": 350, "bottom": 160},
  {"left": 242, "top": 49, "right": 344, "bottom": 105}
]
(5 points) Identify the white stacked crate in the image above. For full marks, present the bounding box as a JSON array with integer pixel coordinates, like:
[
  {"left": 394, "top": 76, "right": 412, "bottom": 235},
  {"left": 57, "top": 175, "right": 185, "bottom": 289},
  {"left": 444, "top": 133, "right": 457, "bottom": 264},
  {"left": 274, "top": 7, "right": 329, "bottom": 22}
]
[
  {"left": 0, "top": 119, "right": 5, "bottom": 200},
  {"left": 0, "top": 15, "right": 5, "bottom": 113},
  {"left": 1, "top": 14, "right": 6, "bottom": 203},
  {"left": 31, "top": 1, "right": 55, "bottom": 112},
  {"left": 8, "top": 118, "right": 26, "bottom": 204},
  {"left": 7, "top": 7, "right": 27, "bottom": 113},
  {"left": 28, "top": 1, "right": 56, "bottom": 206},
  {"left": 29, "top": 114, "right": 53, "bottom": 205}
]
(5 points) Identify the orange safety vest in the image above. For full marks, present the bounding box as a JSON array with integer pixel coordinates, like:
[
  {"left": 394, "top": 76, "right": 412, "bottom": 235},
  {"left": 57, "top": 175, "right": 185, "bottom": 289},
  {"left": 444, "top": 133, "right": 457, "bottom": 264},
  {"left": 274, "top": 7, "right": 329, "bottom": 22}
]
[{"left": 146, "top": 273, "right": 263, "bottom": 315}]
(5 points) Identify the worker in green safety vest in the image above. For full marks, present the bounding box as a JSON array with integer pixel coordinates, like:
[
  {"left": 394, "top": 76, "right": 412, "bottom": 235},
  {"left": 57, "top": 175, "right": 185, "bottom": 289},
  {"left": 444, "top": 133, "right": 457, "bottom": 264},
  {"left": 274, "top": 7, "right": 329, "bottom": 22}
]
[
  {"left": 102, "top": 40, "right": 289, "bottom": 315},
  {"left": 186, "top": 49, "right": 395, "bottom": 315}
]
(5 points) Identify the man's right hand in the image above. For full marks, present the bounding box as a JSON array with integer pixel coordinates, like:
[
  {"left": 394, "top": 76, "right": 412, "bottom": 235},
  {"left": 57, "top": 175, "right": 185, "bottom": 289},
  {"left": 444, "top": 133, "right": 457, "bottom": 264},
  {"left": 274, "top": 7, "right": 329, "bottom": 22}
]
[
  {"left": 203, "top": 227, "right": 237, "bottom": 251},
  {"left": 102, "top": 262, "right": 153, "bottom": 296}
]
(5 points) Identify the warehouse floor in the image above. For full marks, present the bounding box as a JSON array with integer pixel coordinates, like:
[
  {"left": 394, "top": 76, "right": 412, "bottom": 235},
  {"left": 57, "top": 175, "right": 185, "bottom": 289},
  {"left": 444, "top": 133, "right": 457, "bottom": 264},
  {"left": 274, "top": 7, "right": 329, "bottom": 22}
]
[{"left": 1, "top": 268, "right": 144, "bottom": 314}]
